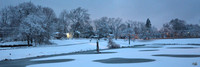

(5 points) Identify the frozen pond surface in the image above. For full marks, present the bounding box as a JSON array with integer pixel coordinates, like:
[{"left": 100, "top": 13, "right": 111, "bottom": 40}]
[
  {"left": 0, "top": 38, "right": 200, "bottom": 67},
  {"left": 1, "top": 44, "right": 200, "bottom": 67}
]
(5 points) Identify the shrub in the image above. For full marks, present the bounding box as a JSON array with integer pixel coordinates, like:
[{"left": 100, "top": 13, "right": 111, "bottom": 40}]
[{"left": 107, "top": 39, "right": 120, "bottom": 49}]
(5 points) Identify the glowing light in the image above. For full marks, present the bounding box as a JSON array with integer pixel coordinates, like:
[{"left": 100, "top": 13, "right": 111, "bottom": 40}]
[{"left": 66, "top": 33, "right": 70, "bottom": 38}]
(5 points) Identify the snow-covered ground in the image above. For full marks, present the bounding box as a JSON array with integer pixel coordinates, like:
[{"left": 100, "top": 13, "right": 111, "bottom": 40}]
[
  {"left": 28, "top": 45, "right": 200, "bottom": 67},
  {"left": 116, "top": 38, "right": 200, "bottom": 46},
  {"left": 0, "top": 39, "right": 99, "bottom": 61},
  {"left": 0, "top": 41, "right": 27, "bottom": 45},
  {"left": 0, "top": 38, "right": 200, "bottom": 67}
]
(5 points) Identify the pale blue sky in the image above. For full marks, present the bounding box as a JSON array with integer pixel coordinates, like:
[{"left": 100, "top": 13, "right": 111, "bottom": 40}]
[{"left": 1, "top": 0, "right": 200, "bottom": 29}]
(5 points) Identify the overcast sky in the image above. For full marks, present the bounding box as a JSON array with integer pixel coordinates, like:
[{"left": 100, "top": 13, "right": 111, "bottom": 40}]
[{"left": 1, "top": 0, "right": 200, "bottom": 29}]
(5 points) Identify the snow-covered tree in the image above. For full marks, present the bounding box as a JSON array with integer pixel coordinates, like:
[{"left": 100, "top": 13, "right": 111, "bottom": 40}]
[
  {"left": 0, "top": 7, "right": 10, "bottom": 39},
  {"left": 107, "top": 18, "right": 122, "bottom": 39},
  {"left": 0, "top": 2, "right": 57, "bottom": 45},
  {"left": 169, "top": 18, "right": 186, "bottom": 31},
  {"left": 160, "top": 23, "right": 174, "bottom": 38},
  {"left": 56, "top": 10, "right": 69, "bottom": 37},
  {"left": 19, "top": 14, "right": 45, "bottom": 45},
  {"left": 41, "top": 7, "right": 57, "bottom": 39},
  {"left": 66, "top": 7, "right": 94, "bottom": 38},
  {"left": 183, "top": 24, "right": 199, "bottom": 37},
  {"left": 117, "top": 21, "right": 141, "bottom": 39},
  {"left": 94, "top": 17, "right": 111, "bottom": 38},
  {"left": 169, "top": 18, "right": 187, "bottom": 38},
  {"left": 160, "top": 18, "right": 200, "bottom": 38},
  {"left": 160, "top": 18, "right": 188, "bottom": 38},
  {"left": 0, "top": 2, "right": 38, "bottom": 41},
  {"left": 94, "top": 17, "right": 122, "bottom": 38},
  {"left": 16, "top": 2, "right": 56, "bottom": 45},
  {"left": 144, "top": 18, "right": 152, "bottom": 39},
  {"left": 117, "top": 23, "right": 127, "bottom": 38}
]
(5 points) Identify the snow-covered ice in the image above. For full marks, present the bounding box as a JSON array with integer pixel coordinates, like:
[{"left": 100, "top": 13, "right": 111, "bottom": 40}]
[
  {"left": 0, "top": 38, "right": 200, "bottom": 61},
  {"left": 28, "top": 45, "right": 200, "bottom": 67},
  {"left": 0, "top": 38, "right": 200, "bottom": 67}
]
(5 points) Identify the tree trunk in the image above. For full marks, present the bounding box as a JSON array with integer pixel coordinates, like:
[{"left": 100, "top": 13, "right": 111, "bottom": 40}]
[
  {"left": 115, "top": 35, "right": 118, "bottom": 40},
  {"left": 129, "top": 34, "right": 130, "bottom": 45},
  {"left": 96, "top": 40, "right": 100, "bottom": 53},
  {"left": 27, "top": 35, "right": 30, "bottom": 47},
  {"left": 30, "top": 38, "right": 33, "bottom": 44}
]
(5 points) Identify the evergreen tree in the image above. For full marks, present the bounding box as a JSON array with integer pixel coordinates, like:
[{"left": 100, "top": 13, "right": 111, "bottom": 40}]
[
  {"left": 146, "top": 18, "right": 151, "bottom": 28},
  {"left": 145, "top": 18, "right": 152, "bottom": 39}
]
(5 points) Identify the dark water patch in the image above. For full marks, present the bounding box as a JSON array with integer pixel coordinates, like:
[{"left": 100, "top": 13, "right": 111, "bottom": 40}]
[
  {"left": 121, "top": 45, "right": 162, "bottom": 48},
  {"left": 76, "top": 51, "right": 117, "bottom": 54},
  {"left": 134, "top": 46, "right": 162, "bottom": 48},
  {"left": 0, "top": 49, "right": 7, "bottom": 50},
  {"left": 32, "top": 59, "right": 74, "bottom": 64},
  {"left": 188, "top": 44, "right": 200, "bottom": 46},
  {"left": 140, "top": 49, "right": 159, "bottom": 51},
  {"left": 93, "top": 58, "right": 155, "bottom": 64},
  {"left": 0, "top": 44, "right": 32, "bottom": 47},
  {"left": 71, "top": 50, "right": 117, "bottom": 55},
  {"left": 131, "top": 44, "right": 162, "bottom": 48},
  {"left": 137, "top": 40, "right": 155, "bottom": 42},
  {"left": 0, "top": 59, "right": 74, "bottom": 67},
  {"left": 153, "top": 54, "right": 200, "bottom": 58},
  {"left": 167, "top": 47, "right": 198, "bottom": 49}
]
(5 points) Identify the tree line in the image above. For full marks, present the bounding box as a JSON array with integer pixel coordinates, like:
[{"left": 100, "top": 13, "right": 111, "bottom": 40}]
[{"left": 0, "top": 2, "right": 199, "bottom": 45}]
